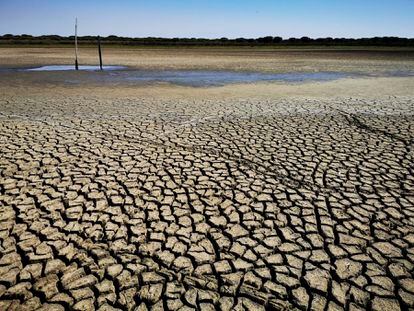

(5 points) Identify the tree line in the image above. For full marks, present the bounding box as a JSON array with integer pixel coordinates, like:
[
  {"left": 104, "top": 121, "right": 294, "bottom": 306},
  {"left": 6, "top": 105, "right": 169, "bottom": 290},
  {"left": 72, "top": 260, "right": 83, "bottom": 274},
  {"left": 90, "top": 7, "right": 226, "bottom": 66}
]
[{"left": 1, "top": 34, "right": 413, "bottom": 47}]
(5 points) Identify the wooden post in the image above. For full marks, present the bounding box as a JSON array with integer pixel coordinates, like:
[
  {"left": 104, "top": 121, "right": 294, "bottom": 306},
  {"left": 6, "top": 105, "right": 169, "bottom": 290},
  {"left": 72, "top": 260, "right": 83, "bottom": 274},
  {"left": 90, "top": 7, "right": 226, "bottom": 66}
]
[
  {"left": 75, "top": 18, "right": 79, "bottom": 70},
  {"left": 98, "top": 36, "right": 103, "bottom": 70}
]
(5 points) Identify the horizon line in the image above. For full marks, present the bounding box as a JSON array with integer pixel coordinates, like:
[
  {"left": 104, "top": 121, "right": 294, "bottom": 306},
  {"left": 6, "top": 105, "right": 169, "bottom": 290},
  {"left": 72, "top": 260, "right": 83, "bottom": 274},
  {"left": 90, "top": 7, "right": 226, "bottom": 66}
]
[{"left": 2, "top": 33, "right": 414, "bottom": 40}]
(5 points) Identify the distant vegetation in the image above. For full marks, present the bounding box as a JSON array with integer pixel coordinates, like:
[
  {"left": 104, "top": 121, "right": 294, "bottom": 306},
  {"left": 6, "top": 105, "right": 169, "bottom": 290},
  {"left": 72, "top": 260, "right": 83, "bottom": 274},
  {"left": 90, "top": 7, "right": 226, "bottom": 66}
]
[{"left": 1, "top": 34, "right": 413, "bottom": 47}]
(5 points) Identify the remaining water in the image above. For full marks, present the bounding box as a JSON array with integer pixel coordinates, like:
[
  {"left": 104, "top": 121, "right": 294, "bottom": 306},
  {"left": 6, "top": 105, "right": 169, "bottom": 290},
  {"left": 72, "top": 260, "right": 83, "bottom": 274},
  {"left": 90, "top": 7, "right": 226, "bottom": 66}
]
[
  {"left": 120, "top": 70, "right": 351, "bottom": 87},
  {"left": 1, "top": 65, "right": 412, "bottom": 87},
  {"left": 14, "top": 66, "right": 352, "bottom": 86},
  {"left": 26, "top": 65, "right": 125, "bottom": 71}
]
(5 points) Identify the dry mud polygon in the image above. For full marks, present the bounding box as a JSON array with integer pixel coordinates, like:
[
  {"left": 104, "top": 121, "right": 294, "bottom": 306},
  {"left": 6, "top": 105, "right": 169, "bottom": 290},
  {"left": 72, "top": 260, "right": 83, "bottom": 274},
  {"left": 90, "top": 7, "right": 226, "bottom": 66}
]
[{"left": 1, "top": 92, "right": 414, "bottom": 310}]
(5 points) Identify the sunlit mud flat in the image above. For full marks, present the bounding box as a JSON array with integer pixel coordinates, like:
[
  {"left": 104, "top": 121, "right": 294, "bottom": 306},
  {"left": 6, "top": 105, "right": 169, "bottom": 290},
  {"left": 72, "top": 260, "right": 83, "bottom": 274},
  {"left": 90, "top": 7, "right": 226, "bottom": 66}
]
[{"left": 0, "top": 47, "right": 414, "bottom": 311}]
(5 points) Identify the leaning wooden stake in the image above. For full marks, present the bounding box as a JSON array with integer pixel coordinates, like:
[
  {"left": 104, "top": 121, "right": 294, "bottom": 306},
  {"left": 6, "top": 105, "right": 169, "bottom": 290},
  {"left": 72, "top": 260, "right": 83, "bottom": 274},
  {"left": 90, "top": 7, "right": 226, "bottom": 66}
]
[
  {"left": 75, "top": 18, "right": 79, "bottom": 70},
  {"left": 98, "top": 36, "right": 103, "bottom": 70}
]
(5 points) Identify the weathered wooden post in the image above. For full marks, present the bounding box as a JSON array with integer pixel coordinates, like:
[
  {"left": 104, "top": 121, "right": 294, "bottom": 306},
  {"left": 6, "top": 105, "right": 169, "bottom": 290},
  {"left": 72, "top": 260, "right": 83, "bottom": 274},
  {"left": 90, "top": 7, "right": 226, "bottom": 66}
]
[
  {"left": 98, "top": 36, "right": 103, "bottom": 70},
  {"left": 75, "top": 18, "right": 79, "bottom": 70}
]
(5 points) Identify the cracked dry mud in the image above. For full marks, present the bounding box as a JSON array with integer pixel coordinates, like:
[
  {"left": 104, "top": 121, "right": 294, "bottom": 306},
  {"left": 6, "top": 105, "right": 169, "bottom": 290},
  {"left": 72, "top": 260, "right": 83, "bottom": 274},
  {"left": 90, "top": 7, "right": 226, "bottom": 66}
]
[{"left": 1, "top": 93, "right": 414, "bottom": 311}]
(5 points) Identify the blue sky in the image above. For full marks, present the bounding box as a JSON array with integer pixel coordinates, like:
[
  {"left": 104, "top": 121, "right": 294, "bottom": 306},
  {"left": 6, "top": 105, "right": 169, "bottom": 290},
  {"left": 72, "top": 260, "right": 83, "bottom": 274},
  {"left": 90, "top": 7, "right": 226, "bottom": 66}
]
[{"left": 1, "top": 0, "right": 413, "bottom": 38}]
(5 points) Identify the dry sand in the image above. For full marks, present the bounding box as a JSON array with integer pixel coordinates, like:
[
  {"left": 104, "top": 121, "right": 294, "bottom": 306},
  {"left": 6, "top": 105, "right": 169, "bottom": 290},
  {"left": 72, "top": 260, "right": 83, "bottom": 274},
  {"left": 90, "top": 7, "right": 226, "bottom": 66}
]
[{"left": 0, "top": 47, "right": 414, "bottom": 311}]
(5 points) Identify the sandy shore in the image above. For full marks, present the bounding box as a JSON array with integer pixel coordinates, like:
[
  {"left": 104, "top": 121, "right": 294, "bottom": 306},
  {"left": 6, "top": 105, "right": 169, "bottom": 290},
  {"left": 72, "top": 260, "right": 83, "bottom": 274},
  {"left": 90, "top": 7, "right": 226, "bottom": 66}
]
[{"left": 1, "top": 48, "right": 414, "bottom": 311}]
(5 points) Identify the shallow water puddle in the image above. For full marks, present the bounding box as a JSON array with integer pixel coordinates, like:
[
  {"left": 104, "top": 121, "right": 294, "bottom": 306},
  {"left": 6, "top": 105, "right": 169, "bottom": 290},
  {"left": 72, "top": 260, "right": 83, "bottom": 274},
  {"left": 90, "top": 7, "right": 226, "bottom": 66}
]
[
  {"left": 26, "top": 65, "right": 125, "bottom": 71},
  {"left": 15, "top": 66, "right": 353, "bottom": 86},
  {"left": 2, "top": 66, "right": 412, "bottom": 87},
  {"left": 120, "top": 70, "right": 351, "bottom": 86}
]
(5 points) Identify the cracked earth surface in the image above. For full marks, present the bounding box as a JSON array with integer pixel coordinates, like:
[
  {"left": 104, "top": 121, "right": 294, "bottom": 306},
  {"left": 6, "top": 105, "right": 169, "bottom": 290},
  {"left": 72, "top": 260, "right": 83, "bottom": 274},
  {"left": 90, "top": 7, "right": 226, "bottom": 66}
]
[{"left": 1, "top": 92, "right": 414, "bottom": 311}]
